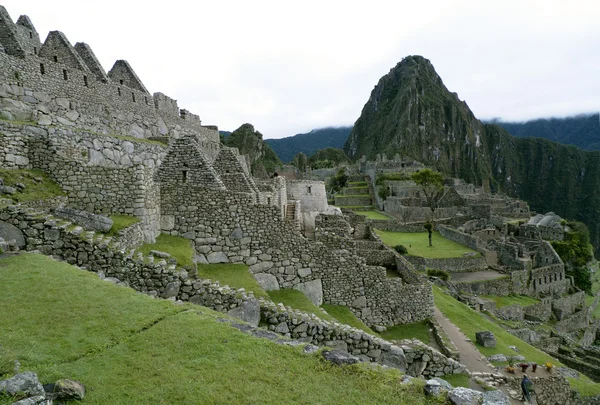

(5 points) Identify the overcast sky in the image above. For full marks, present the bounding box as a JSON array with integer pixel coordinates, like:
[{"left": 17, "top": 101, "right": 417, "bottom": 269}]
[{"left": 4, "top": 0, "right": 600, "bottom": 139}]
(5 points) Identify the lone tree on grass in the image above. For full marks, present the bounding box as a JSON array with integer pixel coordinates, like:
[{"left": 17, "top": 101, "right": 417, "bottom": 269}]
[{"left": 411, "top": 168, "right": 445, "bottom": 246}]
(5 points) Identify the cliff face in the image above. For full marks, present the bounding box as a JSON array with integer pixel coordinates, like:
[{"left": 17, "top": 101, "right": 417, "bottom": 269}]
[
  {"left": 225, "top": 123, "right": 282, "bottom": 177},
  {"left": 344, "top": 55, "right": 600, "bottom": 253}
]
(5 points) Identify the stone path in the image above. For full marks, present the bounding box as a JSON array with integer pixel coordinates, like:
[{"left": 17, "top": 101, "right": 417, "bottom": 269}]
[{"left": 450, "top": 270, "right": 506, "bottom": 283}]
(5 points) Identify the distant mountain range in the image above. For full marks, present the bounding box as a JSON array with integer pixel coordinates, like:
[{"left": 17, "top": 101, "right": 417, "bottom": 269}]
[
  {"left": 263, "top": 127, "right": 352, "bottom": 163},
  {"left": 490, "top": 114, "right": 600, "bottom": 151}
]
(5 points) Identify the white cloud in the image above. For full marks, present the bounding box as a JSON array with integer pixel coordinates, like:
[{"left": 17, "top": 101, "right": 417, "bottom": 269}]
[{"left": 3, "top": 0, "right": 599, "bottom": 138}]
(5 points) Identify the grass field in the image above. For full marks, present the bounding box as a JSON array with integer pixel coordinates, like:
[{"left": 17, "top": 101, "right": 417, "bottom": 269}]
[
  {"left": 354, "top": 211, "right": 392, "bottom": 220},
  {"left": 380, "top": 320, "right": 431, "bottom": 344},
  {"left": 196, "top": 263, "right": 269, "bottom": 299},
  {"left": 0, "top": 168, "right": 65, "bottom": 204},
  {"left": 137, "top": 233, "right": 194, "bottom": 267},
  {"left": 375, "top": 230, "right": 479, "bottom": 259},
  {"left": 0, "top": 253, "right": 442, "bottom": 405},
  {"left": 480, "top": 295, "right": 540, "bottom": 308}
]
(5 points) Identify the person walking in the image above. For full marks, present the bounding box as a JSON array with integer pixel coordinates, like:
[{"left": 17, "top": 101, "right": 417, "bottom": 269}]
[{"left": 521, "top": 374, "right": 533, "bottom": 403}]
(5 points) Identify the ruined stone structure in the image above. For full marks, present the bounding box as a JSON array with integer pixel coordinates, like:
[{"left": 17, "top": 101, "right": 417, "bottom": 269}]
[{"left": 0, "top": 5, "right": 432, "bottom": 328}]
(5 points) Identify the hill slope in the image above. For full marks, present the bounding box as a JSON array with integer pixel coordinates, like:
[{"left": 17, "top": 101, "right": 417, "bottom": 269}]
[
  {"left": 266, "top": 127, "right": 351, "bottom": 163},
  {"left": 0, "top": 253, "right": 434, "bottom": 405},
  {"left": 343, "top": 55, "right": 600, "bottom": 254},
  {"left": 493, "top": 114, "right": 600, "bottom": 151},
  {"left": 224, "top": 123, "right": 282, "bottom": 177}
]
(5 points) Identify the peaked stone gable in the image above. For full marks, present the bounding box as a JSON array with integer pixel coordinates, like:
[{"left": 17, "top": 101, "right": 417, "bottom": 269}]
[
  {"left": 156, "top": 135, "right": 225, "bottom": 189},
  {"left": 39, "top": 31, "right": 91, "bottom": 72},
  {"left": 74, "top": 42, "right": 110, "bottom": 82},
  {"left": 213, "top": 147, "right": 260, "bottom": 194},
  {"left": 0, "top": 6, "right": 25, "bottom": 57},
  {"left": 108, "top": 60, "right": 149, "bottom": 94}
]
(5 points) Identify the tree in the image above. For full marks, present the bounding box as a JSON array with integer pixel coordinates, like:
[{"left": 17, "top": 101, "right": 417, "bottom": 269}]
[
  {"left": 411, "top": 168, "right": 445, "bottom": 246},
  {"left": 292, "top": 152, "right": 308, "bottom": 173}
]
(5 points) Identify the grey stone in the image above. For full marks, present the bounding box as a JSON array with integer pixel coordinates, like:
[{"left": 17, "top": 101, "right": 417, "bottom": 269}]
[
  {"left": 38, "top": 114, "right": 52, "bottom": 125},
  {"left": 448, "top": 387, "right": 483, "bottom": 405},
  {"left": 373, "top": 325, "right": 387, "bottom": 332},
  {"left": 11, "top": 395, "right": 49, "bottom": 405},
  {"left": 230, "top": 228, "right": 243, "bottom": 239},
  {"left": 249, "top": 261, "right": 274, "bottom": 273},
  {"left": 160, "top": 215, "right": 175, "bottom": 231},
  {"left": 162, "top": 281, "right": 181, "bottom": 298},
  {"left": 399, "top": 375, "right": 415, "bottom": 384},
  {"left": 475, "top": 331, "right": 496, "bottom": 348},
  {"left": 487, "top": 354, "right": 507, "bottom": 363},
  {"left": 322, "top": 350, "right": 359, "bottom": 366},
  {"left": 293, "top": 279, "right": 323, "bottom": 306},
  {"left": 0, "top": 185, "right": 16, "bottom": 195},
  {"left": 54, "top": 207, "right": 113, "bottom": 232},
  {"left": 53, "top": 379, "right": 86, "bottom": 400},
  {"left": 407, "top": 360, "right": 427, "bottom": 376},
  {"left": 381, "top": 346, "right": 406, "bottom": 371},
  {"left": 0, "top": 221, "right": 25, "bottom": 248},
  {"left": 297, "top": 268, "right": 312, "bottom": 278},
  {"left": 275, "top": 322, "right": 289, "bottom": 334},
  {"left": 324, "top": 340, "right": 348, "bottom": 352},
  {"left": 424, "top": 379, "right": 446, "bottom": 397},
  {"left": 227, "top": 299, "right": 260, "bottom": 327},
  {"left": 0, "top": 371, "right": 45, "bottom": 397},
  {"left": 207, "top": 251, "right": 229, "bottom": 263},
  {"left": 195, "top": 253, "right": 209, "bottom": 265},
  {"left": 432, "top": 377, "right": 453, "bottom": 390},
  {"left": 351, "top": 296, "right": 367, "bottom": 308},
  {"left": 254, "top": 273, "right": 280, "bottom": 291},
  {"left": 150, "top": 250, "right": 171, "bottom": 258},
  {"left": 482, "top": 389, "right": 510, "bottom": 405},
  {"left": 303, "top": 345, "right": 319, "bottom": 354}
]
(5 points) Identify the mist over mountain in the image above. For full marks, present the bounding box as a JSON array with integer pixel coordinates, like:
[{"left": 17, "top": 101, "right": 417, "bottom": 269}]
[
  {"left": 344, "top": 55, "right": 600, "bottom": 254},
  {"left": 490, "top": 114, "right": 600, "bottom": 151},
  {"left": 264, "top": 127, "right": 351, "bottom": 163}
]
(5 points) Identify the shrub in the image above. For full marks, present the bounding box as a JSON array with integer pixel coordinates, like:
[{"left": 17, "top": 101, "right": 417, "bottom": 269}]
[
  {"left": 427, "top": 269, "right": 449, "bottom": 281},
  {"left": 378, "top": 185, "right": 390, "bottom": 200},
  {"left": 394, "top": 244, "right": 408, "bottom": 255}
]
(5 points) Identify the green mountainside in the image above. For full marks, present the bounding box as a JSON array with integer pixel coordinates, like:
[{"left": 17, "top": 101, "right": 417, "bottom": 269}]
[
  {"left": 343, "top": 55, "right": 600, "bottom": 254},
  {"left": 224, "top": 124, "right": 282, "bottom": 177},
  {"left": 493, "top": 114, "right": 600, "bottom": 151},
  {"left": 265, "top": 127, "right": 351, "bottom": 163}
]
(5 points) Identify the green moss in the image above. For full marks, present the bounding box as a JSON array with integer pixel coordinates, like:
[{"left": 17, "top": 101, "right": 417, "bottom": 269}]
[
  {"left": 321, "top": 304, "right": 378, "bottom": 335},
  {"left": 380, "top": 320, "right": 431, "bottom": 344},
  {"left": 442, "top": 373, "right": 470, "bottom": 388},
  {"left": 137, "top": 234, "right": 194, "bottom": 268},
  {"left": 104, "top": 215, "right": 140, "bottom": 236},
  {"left": 0, "top": 168, "right": 65, "bottom": 203},
  {"left": 196, "top": 263, "right": 269, "bottom": 299}
]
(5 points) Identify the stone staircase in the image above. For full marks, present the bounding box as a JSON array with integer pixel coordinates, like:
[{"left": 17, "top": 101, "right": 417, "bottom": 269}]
[{"left": 285, "top": 203, "right": 296, "bottom": 220}]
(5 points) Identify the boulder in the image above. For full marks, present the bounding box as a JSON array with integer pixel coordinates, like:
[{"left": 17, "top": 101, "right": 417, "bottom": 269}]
[
  {"left": 424, "top": 379, "right": 447, "bottom": 397},
  {"left": 380, "top": 346, "right": 407, "bottom": 371},
  {"left": 482, "top": 389, "right": 510, "bottom": 405},
  {"left": 0, "top": 221, "right": 25, "bottom": 248},
  {"left": 53, "top": 379, "right": 85, "bottom": 400},
  {"left": 322, "top": 350, "right": 359, "bottom": 366},
  {"left": 161, "top": 281, "right": 181, "bottom": 299},
  {"left": 0, "top": 371, "right": 45, "bottom": 397},
  {"left": 487, "top": 354, "right": 507, "bottom": 363},
  {"left": 254, "top": 273, "right": 279, "bottom": 291},
  {"left": 206, "top": 251, "right": 228, "bottom": 263},
  {"left": 227, "top": 299, "right": 260, "bottom": 327},
  {"left": 11, "top": 395, "right": 49, "bottom": 405},
  {"left": 324, "top": 340, "right": 348, "bottom": 352},
  {"left": 0, "top": 185, "right": 16, "bottom": 195},
  {"left": 293, "top": 279, "right": 323, "bottom": 306},
  {"left": 53, "top": 207, "right": 113, "bottom": 232},
  {"left": 475, "top": 331, "right": 496, "bottom": 348},
  {"left": 448, "top": 387, "right": 484, "bottom": 405}
]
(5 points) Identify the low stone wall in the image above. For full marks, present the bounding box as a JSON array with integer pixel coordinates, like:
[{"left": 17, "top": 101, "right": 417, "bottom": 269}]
[
  {"left": 430, "top": 317, "right": 460, "bottom": 361},
  {"left": 556, "top": 311, "right": 589, "bottom": 334},
  {"left": 358, "top": 248, "right": 395, "bottom": 267},
  {"left": 111, "top": 220, "right": 145, "bottom": 251},
  {"left": 551, "top": 352, "right": 600, "bottom": 383},
  {"left": 406, "top": 255, "right": 487, "bottom": 273},
  {"left": 334, "top": 195, "right": 372, "bottom": 207},
  {"left": 505, "top": 375, "right": 581, "bottom": 405},
  {"left": 554, "top": 292, "right": 586, "bottom": 321},
  {"left": 524, "top": 300, "right": 552, "bottom": 322},
  {"left": 493, "top": 304, "right": 524, "bottom": 321},
  {"left": 454, "top": 277, "right": 512, "bottom": 296}
]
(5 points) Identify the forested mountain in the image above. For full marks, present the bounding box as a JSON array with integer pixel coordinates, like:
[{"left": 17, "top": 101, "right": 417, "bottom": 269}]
[
  {"left": 265, "top": 127, "right": 351, "bottom": 163},
  {"left": 492, "top": 114, "right": 600, "bottom": 151},
  {"left": 224, "top": 124, "right": 282, "bottom": 177},
  {"left": 343, "top": 55, "right": 600, "bottom": 255}
]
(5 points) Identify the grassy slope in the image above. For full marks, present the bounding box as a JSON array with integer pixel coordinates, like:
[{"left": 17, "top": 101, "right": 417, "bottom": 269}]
[
  {"left": 0, "top": 168, "right": 65, "bottom": 203},
  {"left": 137, "top": 234, "right": 194, "bottom": 267},
  {"left": 481, "top": 295, "right": 540, "bottom": 308},
  {"left": 268, "top": 289, "right": 335, "bottom": 322},
  {"left": 375, "top": 230, "right": 479, "bottom": 259},
  {"left": 0, "top": 253, "right": 441, "bottom": 405},
  {"left": 354, "top": 211, "right": 392, "bottom": 220},
  {"left": 105, "top": 215, "right": 140, "bottom": 236},
  {"left": 321, "top": 304, "right": 377, "bottom": 335},
  {"left": 380, "top": 321, "right": 431, "bottom": 344},
  {"left": 196, "top": 263, "right": 269, "bottom": 299}
]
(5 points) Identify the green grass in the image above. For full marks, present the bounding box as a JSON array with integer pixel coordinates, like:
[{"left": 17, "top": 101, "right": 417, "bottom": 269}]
[
  {"left": 375, "top": 230, "right": 479, "bottom": 259},
  {"left": 442, "top": 373, "right": 470, "bottom": 388},
  {"left": 354, "top": 210, "right": 392, "bottom": 220},
  {"left": 0, "top": 168, "right": 65, "bottom": 203},
  {"left": 0, "top": 253, "right": 442, "bottom": 405},
  {"left": 380, "top": 320, "right": 431, "bottom": 344},
  {"left": 480, "top": 295, "right": 540, "bottom": 308},
  {"left": 347, "top": 181, "right": 368, "bottom": 186},
  {"left": 376, "top": 173, "right": 411, "bottom": 182},
  {"left": 321, "top": 304, "right": 377, "bottom": 335},
  {"left": 196, "top": 263, "right": 269, "bottom": 299},
  {"left": 336, "top": 194, "right": 371, "bottom": 198},
  {"left": 268, "top": 289, "right": 335, "bottom": 322},
  {"left": 105, "top": 215, "right": 140, "bottom": 236},
  {"left": 137, "top": 233, "right": 194, "bottom": 268}
]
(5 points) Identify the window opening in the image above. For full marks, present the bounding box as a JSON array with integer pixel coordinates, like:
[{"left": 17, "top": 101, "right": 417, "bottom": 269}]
[
  {"left": 53, "top": 55, "right": 58, "bottom": 62},
  {"left": 63, "top": 69, "right": 68, "bottom": 80},
  {"left": 132, "top": 93, "right": 136, "bottom": 102},
  {"left": 182, "top": 170, "right": 188, "bottom": 183},
  {"left": 118, "top": 87, "right": 121, "bottom": 96},
  {"left": 120, "top": 79, "right": 123, "bottom": 85},
  {"left": 83, "top": 75, "right": 88, "bottom": 86},
  {"left": 40, "top": 63, "right": 45, "bottom": 75}
]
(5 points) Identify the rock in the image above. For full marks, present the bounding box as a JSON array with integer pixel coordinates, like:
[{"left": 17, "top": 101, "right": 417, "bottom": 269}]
[
  {"left": 303, "top": 345, "right": 319, "bottom": 354},
  {"left": 508, "top": 345, "right": 520, "bottom": 353},
  {"left": 508, "top": 355, "right": 525, "bottom": 362},
  {"left": 275, "top": 322, "right": 289, "bottom": 334},
  {"left": 150, "top": 250, "right": 171, "bottom": 259},
  {"left": 487, "top": 354, "right": 507, "bottom": 363},
  {"left": 297, "top": 268, "right": 312, "bottom": 278},
  {"left": 15, "top": 182, "right": 25, "bottom": 190},
  {"left": 351, "top": 296, "right": 367, "bottom": 308},
  {"left": 37, "top": 114, "right": 52, "bottom": 126},
  {"left": 195, "top": 253, "right": 208, "bottom": 265},
  {"left": 373, "top": 325, "right": 387, "bottom": 332},
  {"left": 0, "top": 185, "right": 16, "bottom": 195},
  {"left": 254, "top": 273, "right": 279, "bottom": 291},
  {"left": 448, "top": 387, "right": 484, "bottom": 405},
  {"left": 482, "top": 389, "right": 510, "bottom": 405},
  {"left": 424, "top": 379, "right": 447, "bottom": 397},
  {"left": 380, "top": 346, "right": 406, "bottom": 371},
  {"left": 249, "top": 261, "right": 274, "bottom": 273},
  {"left": 431, "top": 377, "right": 453, "bottom": 390},
  {"left": 407, "top": 360, "right": 427, "bottom": 376},
  {"left": 475, "top": 331, "right": 496, "bottom": 348},
  {"left": 293, "top": 279, "right": 323, "bottom": 306},
  {"left": 557, "top": 366, "right": 579, "bottom": 379},
  {"left": 322, "top": 350, "right": 359, "bottom": 366},
  {"left": 161, "top": 281, "right": 181, "bottom": 298},
  {"left": 324, "top": 340, "right": 348, "bottom": 352},
  {"left": 206, "top": 251, "right": 229, "bottom": 263},
  {"left": 399, "top": 375, "right": 415, "bottom": 384},
  {"left": 54, "top": 207, "right": 113, "bottom": 232},
  {"left": 53, "top": 379, "right": 85, "bottom": 400},
  {"left": 11, "top": 395, "right": 49, "bottom": 405},
  {"left": 230, "top": 228, "right": 243, "bottom": 239},
  {"left": 227, "top": 299, "right": 260, "bottom": 327},
  {"left": 0, "top": 371, "right": 45, "bottom": 397},
  {"left": 0, "top": 221, "right": 25, "bottom": 248}
]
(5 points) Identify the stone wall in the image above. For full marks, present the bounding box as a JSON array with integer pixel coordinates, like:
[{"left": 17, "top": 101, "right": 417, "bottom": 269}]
[
  {"left": 406, "top": 255, "right": 488, "bottom": 273},
  {"left": 454, "top": 277, "right": 512, "bottom": 296},
  {"left": 505, "top": 375, "right": 581, "bottom": 405},
  {"left": 554, "top": 292, "right": 586, "bottom": 321}
]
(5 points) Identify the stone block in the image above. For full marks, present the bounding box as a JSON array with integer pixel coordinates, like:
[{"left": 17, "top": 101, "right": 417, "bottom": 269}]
[
  {"left": 475, "top": 331, "right": 496, "bottom": 348},
  {"left": 207, "top": 251, "right": 229, "bottom": 263},
  {"left": 54, "top": 207, "right": 113, "bottom": 232},
  {"left": 254, "top": 273, "right": 279, "bottom": 291},
  {"left": 0, "top": 371, "right": 45, "bottom": 397},
  {"left": 448, "top": 387, "right": 483, "bottom": 405},
  {"left": 294, "top": 279, "right": 323, "bottom": 306},
  {"left": 161, "top": 281, "right": 181, "bottom": 298},
  {"left": 381, "top": 346, "right": 407, "bottom": 371},
  {"left": 0, "top": 221, "right": 25, "bottom": 248},
  {"left": 227, "top": 299, "right": 260, "bottom": 327}
]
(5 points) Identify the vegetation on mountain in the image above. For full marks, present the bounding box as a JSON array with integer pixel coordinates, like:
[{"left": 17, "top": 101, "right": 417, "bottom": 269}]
[
  {"left": 266, "top": 127, "right": 352, "bottom": 163},
  {"left": 308, "top": 147, "right": 350, "bottom": 169},
  {"left": 329, "top": 168, "right": 349, "bottom": 193},
  {"left": 225, "top": 124, "right": 282, "bottom": 177},
  {"left": 291, "top": 151, "right": 309, "bottom": 173},
  {"left": 343, "top": 55, "right": 600, "bottom": 256},
  {"left": 551, "top": 221, "right": 594, "bottom": 293},
  {"left": 491, "top": 114, "right": 600, "bottom": 151}
]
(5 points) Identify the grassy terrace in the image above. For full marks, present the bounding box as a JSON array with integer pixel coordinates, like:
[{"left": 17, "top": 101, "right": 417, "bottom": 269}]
[
  {"left": 320, "top": 304, "right": 377, "bottom": 335},
  {"left": 105, "top": 214, "right": 140, "bottom": 236},
  {"left": 375, "top": 230, "right": 479, "bottom": 259},
  {"left": 481, "top": 295, "right": 540, "bottom": 308},
  {"left": 380, "top": 320, "right": 431, "bottom": 344},
  {"left": 354, "top": 210, "right": 392, "bottom": 220},
  {"left": 0, "top": 168, "right": 65, "bottom": 203},
  {"left": 0, "top": 254, "right": 439, "bottom": 405},
  {"left": 137, "top": 233, "right": 194, "bottom": 267},
  {"left": 268, "top": 289, "right": 335, "bottom": 322},
  {"left": 197, "top": 263, "right": 269, "bottom": 299}
]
